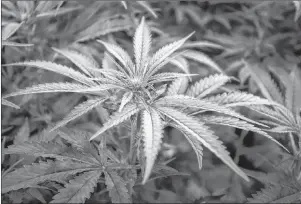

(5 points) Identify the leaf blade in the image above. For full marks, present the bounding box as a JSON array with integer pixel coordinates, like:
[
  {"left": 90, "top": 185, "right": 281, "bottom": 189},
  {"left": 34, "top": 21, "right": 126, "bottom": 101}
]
[
  {"left": 51, "top": 97, "right": 107, "bottom": 132},
  {"left": 89, "top": 104, "right": 140, "bottom": 141},
  {"left": 141, "top": 108, "right": 164, "bottom": 184},
  {"left": 3, "top": 61, "right": 95, "bottom": 86},
  {"left": 105, "top": 171, "right": 131, "bottom": 203},
  {"left": 51, "top": 170, "right": 102, "bottom": 203},
  {"left": 2, "top": 83, "right": 119, "bottom": 98},
  {"left": 134, "top": 17, "right": 151, "bottom": 75},
  {"left": 2, "top": 160, "right": 99, "bottom": 193}
]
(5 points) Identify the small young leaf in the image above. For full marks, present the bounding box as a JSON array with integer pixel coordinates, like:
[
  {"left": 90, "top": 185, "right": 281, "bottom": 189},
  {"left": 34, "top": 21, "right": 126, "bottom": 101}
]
[
  {"left": 118, "top": 92, "right": 133, "bottom": 112},
  {"left": 134, "top": 17, "right": 151, "bottom": 75}
]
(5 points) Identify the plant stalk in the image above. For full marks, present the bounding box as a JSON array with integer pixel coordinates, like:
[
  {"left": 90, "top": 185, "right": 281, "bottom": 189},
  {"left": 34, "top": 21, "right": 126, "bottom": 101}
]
[{"left": 129, "top": 114, "right": 138, "bottom": 164}]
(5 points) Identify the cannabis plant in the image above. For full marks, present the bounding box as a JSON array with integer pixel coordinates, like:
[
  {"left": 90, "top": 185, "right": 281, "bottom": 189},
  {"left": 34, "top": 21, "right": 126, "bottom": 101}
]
[
  {"left": 3, "top": 17, "right": 288, "bottom": 202},
  {"left": 235, "top": 59, "right": 301, "bottom": 203},
  {"left": 2, "top": 127, "right": 133, "bottom": 203}
]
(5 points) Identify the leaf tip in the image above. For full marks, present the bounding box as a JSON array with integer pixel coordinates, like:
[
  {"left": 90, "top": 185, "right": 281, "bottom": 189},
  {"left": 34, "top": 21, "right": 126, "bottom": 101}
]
[{"left": 186, "top": 31, "right": 195, "bottom": 40}]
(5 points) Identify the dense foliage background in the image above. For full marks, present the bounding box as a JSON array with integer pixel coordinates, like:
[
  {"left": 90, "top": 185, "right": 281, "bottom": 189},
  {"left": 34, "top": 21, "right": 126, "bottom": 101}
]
[{"left": 1, "top": 1, "right": 301, "bottom": 203}]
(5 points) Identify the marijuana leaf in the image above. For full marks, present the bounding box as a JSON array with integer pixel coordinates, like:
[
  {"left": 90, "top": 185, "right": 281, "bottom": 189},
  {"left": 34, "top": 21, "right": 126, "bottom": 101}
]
[
  {"left": 89, "top": 104, "right": 140, "bottom": 141},
  {"left": 141, "top": 108, "right": 164, "bottom": 184},
  {"left": 50, "top": 171, "right": 102, "bottom": 203},
  {"left": 50, "top": 97, "right": 107, "bottom": 132},
  {"left": 1, "top": 98, "right": 20, "bottom": 109},
  {"left": 157, "top": 106, "right": 249, "bottom": 181},
  {"left": 105, "top": 171, "right": 131, "bottom": 203},
  {"left": 3, "top": 61, "right": 96, "bottom": 86},
  {"left": 186, "top": 74, "right": 231, "bottom": 98}
]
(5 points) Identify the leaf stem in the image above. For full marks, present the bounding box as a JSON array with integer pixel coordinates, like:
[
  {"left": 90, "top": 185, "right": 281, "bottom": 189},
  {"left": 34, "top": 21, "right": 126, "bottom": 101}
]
[{"left": 289, "top": 132, "right": 298, "bottom": 155}]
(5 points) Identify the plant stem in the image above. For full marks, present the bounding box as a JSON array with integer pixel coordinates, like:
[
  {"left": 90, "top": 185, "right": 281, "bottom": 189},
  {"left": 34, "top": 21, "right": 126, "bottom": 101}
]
[
  {"left": 289, "top": 132, "right": 298, "bottom": 155},
  {"left": 2, "top": 158, "right": 24, "bottom": 177},
  {"left": 129, "top": 114, "right": 138, "bottom": 164},
  {"left": 99, "top": 134, "right": 107, "bottom": 165},
  {"left": 298, "top": 131, "right": 301, "bottom": 152},
  {"left": 234, "top": 130, "right": 248, "bottom": 164}
]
